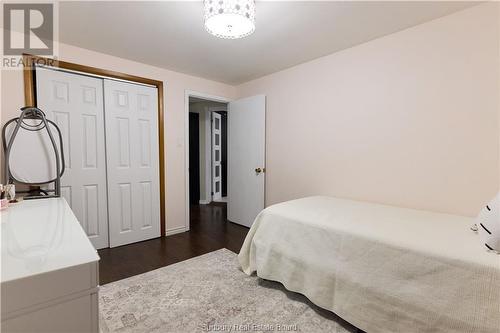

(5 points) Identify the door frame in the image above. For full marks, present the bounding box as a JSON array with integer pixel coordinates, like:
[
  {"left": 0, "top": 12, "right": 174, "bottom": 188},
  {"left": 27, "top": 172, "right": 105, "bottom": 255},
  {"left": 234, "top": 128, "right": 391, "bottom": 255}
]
[
  {"left": 184, "top": 90, "right": 230, "bottom": 232},
  {"left": 22, "top": 54, "right": 167, "bottom": 237}
]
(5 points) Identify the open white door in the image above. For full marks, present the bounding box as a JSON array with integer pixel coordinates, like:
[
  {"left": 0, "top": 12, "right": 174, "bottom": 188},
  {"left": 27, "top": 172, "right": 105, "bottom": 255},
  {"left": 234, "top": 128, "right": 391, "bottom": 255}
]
[
  {"left": 212, "top": 112, "right": 222, "bottom": 201},
  {"left": 228, "top": 95, "right": 266, "bottom": 227}
]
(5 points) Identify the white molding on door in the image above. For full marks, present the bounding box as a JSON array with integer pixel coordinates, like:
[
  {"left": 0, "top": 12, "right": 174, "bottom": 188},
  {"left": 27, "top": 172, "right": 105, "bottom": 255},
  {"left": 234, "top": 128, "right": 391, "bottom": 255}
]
[
  {"left": 211, "top": 112, "right": 223, "bottom": 201},
  {"left": 184, "top": 90, "right": 230, "bottom": 233},
  {"left": 202, "top": 107, "right": 212, "bottom": 204},
  {"left": 207, "top": 105, "right": 227, "bottom": 203}
]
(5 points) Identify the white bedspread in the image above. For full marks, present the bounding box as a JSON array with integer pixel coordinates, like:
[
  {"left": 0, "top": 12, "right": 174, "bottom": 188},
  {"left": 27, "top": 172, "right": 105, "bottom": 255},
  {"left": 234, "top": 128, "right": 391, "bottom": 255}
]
[{"left": 238, "top": 196, "right": 500, "bottom": 333}]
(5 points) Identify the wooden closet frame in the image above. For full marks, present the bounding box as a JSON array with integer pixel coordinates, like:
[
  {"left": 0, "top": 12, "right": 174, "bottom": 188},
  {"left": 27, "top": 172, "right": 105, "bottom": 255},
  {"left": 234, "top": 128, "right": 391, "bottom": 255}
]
[{"left": 22, "top": 54, "right": 167, "bottom": 237}]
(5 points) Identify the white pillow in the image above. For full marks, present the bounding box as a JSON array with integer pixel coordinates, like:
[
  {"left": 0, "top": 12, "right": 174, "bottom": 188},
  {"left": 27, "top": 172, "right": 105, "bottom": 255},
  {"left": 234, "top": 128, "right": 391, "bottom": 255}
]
[{"left": 475, "top": 192, "right": 500, "bottom": 252}]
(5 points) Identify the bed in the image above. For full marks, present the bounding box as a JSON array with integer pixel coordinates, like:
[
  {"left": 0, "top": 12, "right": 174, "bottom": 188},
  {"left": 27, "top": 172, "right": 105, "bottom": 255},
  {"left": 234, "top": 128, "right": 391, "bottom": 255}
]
[{"left": 238, "top": 196, "right": 500, "bottom": 333}]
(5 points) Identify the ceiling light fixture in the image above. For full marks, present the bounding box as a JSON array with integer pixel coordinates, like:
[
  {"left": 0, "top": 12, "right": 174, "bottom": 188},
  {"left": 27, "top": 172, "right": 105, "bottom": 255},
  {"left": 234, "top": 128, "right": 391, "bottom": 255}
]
[{"left": 204, "top": 0, "right": 256, "bottom": 39}]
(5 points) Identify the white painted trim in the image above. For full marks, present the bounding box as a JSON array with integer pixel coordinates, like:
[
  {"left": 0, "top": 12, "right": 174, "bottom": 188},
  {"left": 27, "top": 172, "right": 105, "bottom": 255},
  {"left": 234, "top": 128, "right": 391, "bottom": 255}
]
[
  {"left": 166, "top": 226, "right": 187, "bottom": 236},
  {"left": 185, "top": 90, "right": 231, "bottom": 233},
  {"left": 199, "top": 199, "right": 211, "bottom": 205},
  {"left": 208, "top": 106, "right": 227, "bottom": 112}
]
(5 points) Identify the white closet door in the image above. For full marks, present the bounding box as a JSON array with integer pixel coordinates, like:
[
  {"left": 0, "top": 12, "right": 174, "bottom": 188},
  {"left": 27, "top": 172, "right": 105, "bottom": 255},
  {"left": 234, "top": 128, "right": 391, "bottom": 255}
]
[
  {"left": 212, "top": 112, "right": 222, "bottom": 201},
  {"left": 104, "top": 80, "right": 161, "bottom": 247},
  {"left": 36, "top": 67, "right": 109, "bottom": 249}
]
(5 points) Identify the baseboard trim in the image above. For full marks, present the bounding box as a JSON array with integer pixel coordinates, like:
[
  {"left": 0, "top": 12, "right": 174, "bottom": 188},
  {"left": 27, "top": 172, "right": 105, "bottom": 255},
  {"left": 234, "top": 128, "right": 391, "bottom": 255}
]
[
  {"left": 166, "top": 226, "right": 187, "bottom": 236},
  {"left": 199, "top": 200, "right": 211, "bottom": 205}
]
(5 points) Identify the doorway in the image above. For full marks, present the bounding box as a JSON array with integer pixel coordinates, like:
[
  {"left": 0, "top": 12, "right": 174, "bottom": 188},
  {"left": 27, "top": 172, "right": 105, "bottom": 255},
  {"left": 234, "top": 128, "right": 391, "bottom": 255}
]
[
  {"left": 185, "top": 91, "right": 266, "bottom": 233},
  {"left": 188, "top": 97, "right": 228, "bottom": 212}
]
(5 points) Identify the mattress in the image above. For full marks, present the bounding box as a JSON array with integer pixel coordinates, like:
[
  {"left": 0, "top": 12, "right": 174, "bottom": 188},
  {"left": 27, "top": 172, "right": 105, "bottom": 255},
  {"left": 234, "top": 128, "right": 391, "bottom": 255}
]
[{"left": 238, "top": 196, "right": 500, "bottom": 333}]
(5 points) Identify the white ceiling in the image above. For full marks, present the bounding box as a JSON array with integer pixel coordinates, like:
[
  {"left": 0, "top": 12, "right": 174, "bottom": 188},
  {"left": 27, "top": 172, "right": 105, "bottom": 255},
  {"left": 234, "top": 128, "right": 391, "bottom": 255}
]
[{"left": 59, "top": 1, "right": 477, "bottom": 85}]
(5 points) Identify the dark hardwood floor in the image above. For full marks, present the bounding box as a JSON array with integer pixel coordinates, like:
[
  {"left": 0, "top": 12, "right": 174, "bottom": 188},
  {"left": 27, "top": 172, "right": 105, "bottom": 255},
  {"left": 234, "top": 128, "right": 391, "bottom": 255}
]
[{"left": 98, "top": 202, "right": 248, "bottom": 285}]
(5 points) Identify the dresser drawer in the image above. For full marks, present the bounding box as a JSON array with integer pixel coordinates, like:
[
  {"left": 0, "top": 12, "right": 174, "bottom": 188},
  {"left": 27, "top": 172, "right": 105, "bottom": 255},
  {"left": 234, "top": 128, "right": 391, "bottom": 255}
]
[
  {"left": 1, "top": 291, "right": 98, "bottom": 333},
  {"left": 1, "top": 261, "right": 98, "bottom": 318}
]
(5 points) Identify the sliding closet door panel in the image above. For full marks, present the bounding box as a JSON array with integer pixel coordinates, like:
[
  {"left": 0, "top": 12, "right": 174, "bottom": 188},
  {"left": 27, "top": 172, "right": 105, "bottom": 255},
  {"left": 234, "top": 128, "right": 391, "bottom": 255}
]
[
  {"left": 36, "top": 67, "right": 109, "bottom": 249},
  {"left": 104, "top": 80, "right": 160, "bottom": 247}
]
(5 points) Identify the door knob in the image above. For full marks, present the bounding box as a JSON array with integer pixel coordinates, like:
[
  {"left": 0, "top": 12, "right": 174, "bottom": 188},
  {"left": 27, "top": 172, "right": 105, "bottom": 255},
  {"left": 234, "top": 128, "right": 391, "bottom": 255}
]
[{"left": 255, "top": 168, "right": 262, "bottom": 174}]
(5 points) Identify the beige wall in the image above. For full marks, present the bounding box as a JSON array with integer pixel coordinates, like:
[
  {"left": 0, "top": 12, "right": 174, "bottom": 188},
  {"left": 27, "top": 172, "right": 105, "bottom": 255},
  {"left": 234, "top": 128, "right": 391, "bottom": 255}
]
[
  {"left": 1, "top": 42, "right": 236, "bottom": 234},
  {"left": 237, "top": 3, "right": 500, "bottom": 217}
]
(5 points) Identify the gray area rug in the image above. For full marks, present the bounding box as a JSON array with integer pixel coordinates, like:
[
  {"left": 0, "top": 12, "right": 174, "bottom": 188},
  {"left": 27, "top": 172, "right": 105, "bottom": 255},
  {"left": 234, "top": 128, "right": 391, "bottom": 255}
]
[{"left": 99, "top": 248, "right": 357, "bottom": 333}]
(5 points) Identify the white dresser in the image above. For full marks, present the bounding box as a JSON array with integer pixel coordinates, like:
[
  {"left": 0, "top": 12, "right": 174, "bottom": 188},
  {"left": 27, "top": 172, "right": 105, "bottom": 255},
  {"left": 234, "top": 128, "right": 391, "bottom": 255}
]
[{"left": 1, "top": 198, "right": 100, "bottom": 333}]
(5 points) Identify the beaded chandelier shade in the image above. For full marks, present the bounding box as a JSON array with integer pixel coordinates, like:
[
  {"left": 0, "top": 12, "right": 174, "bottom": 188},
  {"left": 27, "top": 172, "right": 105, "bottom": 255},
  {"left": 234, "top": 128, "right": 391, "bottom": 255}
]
[{"left": 204, "top": 0, "right": 256, "bottom": 39}]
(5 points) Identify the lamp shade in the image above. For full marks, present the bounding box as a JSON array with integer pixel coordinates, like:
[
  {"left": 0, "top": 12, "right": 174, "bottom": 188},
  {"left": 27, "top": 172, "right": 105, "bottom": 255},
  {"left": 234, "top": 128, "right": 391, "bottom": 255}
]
[{"left": 204, "top": 0, "right": 255, "bottom": 39}]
